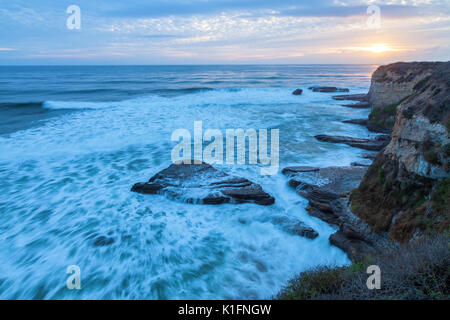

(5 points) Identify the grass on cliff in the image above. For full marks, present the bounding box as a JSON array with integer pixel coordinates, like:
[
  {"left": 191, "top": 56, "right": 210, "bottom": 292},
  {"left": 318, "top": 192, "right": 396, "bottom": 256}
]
[
  {"left": 276, "top": 235, "right": 449, "bottom": 300},
  {"left": 368, "top": 103, "right": 398, "bottom": 130}
]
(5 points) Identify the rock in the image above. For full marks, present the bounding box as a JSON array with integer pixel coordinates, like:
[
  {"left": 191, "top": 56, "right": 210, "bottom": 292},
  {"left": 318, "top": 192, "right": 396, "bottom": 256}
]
[
  {"left": 281, "top": 166, "right": 320, "bottom": 175},
  {"left": 282, "top": 166, "right": 368, "bottom": 225},
  {"left": 93, "top": 235, "right": 115, "bottom": 247},
  {"left": 308, "top": 86, "right": 349, "bottom": 93},
  {"left": 367, "top": 61, "right": 444, "bottom": 132},
  {"left": 362, "top": 153, "right": 377, "bottom": 160},
  {"left": 341, "top": 102, "right": 370, "bottom": 109},
  {"left": 314, "top": 134, "right": 390, "bottom": 151},
  {"left": 282, "top": 165, "right": 394, "bottom": 261},
  {"left": 351, "top": 61, "right": 450, "bottom": 243},
  {"left": 329, "top": 224, "right": 375, "bottom": 262},
  {"left": 351, "top": 162, "right": 371, "bottom": 167},
  {"left": 292, "top": 89, "right": 303, "bottom": 95},
  {"left": 271, "top": 215, "right": 319, "bottom": 239},
  {"left": 332, "top": 94, "right": 368, "bottom": 102},
  {"left": 343, "top": 119, "right": 368, "bottom": 126},
  {"left": 131, "top": 162, "right": 275, "bottom": 206}
]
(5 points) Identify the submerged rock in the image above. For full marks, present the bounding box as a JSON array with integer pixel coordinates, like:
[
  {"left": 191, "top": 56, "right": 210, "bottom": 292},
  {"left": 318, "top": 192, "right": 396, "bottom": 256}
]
[
  {"left": 292, "top": 89, "right": 303, "bottom": 95},
  {"left": 131, "top": 162, "right": 275, "bottom": 206},
  {"left": 308, "top": 86, "right": 349, "bottom": 93},
  {"left": 271, "top": 215, "right": 319, "bottom": 239},
  {"left": 93, "top": 235, "right": 115, "bottom": 247},
  {"left": 315, "top": 134, "right": 390, "bottom": 151}
]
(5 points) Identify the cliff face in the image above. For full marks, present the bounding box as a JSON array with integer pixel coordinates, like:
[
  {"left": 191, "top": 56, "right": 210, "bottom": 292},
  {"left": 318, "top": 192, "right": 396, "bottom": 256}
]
[
  {"left": 367, "top": 62, "right": 444, "bottom": 133},
  {"left": 351, "top": 61, "right": 450, "bottom": 242}
]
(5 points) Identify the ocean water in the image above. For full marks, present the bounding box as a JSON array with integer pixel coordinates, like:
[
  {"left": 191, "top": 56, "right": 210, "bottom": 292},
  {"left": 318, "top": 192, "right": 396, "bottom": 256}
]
[{"left": 0, "top": 65, "right": 378, "bottom": 299}]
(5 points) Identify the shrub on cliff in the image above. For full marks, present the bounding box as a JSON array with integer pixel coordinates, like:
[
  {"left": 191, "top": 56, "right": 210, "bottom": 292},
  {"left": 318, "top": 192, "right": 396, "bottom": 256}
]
[{"left": 277, "top": 235, "right": 449, "bottom": 300}]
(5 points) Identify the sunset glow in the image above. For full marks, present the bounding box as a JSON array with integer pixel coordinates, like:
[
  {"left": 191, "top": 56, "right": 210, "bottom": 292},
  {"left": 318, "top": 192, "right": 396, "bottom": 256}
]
[
  {"left": 365, "top": 44, "right": 392, "bottom": 53},
  {"left": 0, "top": 1, "right": 449, "bottom": 64}
]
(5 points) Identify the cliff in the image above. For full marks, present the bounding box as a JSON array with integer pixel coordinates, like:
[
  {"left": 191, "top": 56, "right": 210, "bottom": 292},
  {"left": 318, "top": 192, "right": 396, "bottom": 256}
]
[
  {"left": 351, "top": 61, "right": 450, "bottom": 242},
  {"left": 366, "top": 62, "right": 444, "bottom": 133}
]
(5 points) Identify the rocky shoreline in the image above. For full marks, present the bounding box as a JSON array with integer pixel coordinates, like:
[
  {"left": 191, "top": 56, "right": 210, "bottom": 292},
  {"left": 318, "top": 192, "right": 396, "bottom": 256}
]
[
  {"left": 283, "top": 61, "right": 449, "bottom": 261},
  {"left": 132, "top": 61, "right": 449, "bottom": 263}
]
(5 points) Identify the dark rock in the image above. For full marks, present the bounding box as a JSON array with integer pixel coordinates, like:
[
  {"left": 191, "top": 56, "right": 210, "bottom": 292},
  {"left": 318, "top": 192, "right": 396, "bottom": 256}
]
[
  {"left": 283, "top": 166, "right": 368, "bottom": 225},
  {"left": 366, "top": 122, "right": 393, "bottom": 134},
  {"left": 93, "top": 236, "right": 115, "bottom": 247},
  {"left": 362, "top": 153, "right": 377, "bottom": 160},
  {"left": 292, "top": 89, "right": 303, "bottom": 95},
  {"left": 308, "top": 86, "right": 349, "bottom": 93},
  {"left": 281, "top": 166, "right": 320, "bottom": 175},
  {"left": 131, "top": 162, "right": 275, "bottom": 206},
  {"left": 314, "top": 134, "right": 390, "bottom": 151},
  {"left": 343, "top": 119, "right": 368, "bottom": 126},
  {"left": 271, "top": 215, "right": 319, "bottom": 239},
  {"left": 341, "top": 102, "right": 370, "bottom": 109},
  {"left": 351, "top": 162, "right": 370, "bottom": 167},
  {"left": 329, "top": 224, "right": 375, "bottom": 262},
  {"left": 282, "top": 165, "right": 393, "bottom": 261},
  {"left": 332, "top": 94, "right": 368, "bottom": 102}
]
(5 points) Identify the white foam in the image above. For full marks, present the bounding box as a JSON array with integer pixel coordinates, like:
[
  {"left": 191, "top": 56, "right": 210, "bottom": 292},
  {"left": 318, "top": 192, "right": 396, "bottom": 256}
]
[{"left": 0, "top": 85, "right": 376, "bottom": 299}]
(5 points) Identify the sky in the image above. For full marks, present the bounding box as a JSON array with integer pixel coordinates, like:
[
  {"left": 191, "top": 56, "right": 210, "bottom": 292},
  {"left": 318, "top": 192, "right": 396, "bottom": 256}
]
[{"left": 0, "top": 0, "right": 449, "bottom": 65}]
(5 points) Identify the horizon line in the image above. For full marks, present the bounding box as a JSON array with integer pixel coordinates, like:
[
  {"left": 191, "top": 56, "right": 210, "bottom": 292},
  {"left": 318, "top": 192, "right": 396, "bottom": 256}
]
[{"left": 0, "top": 63, "right": 384, "bottom": 67}]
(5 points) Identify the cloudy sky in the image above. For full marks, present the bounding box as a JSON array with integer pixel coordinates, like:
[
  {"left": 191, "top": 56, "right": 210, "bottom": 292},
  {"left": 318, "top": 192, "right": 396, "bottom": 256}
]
[{"left": 0, "top": 0, "right": 449, "bottom": 64}]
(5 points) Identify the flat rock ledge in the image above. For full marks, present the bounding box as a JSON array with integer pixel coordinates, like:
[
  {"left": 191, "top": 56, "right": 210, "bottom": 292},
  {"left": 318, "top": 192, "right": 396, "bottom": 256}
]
[
  {"left": 332, "top": 93, "right": 368, "bottom": 102},
  {"left": 308, "top": 86, "right": 349, "bottom": 93},
  {"left": 343, "top": 118, "right": 369, "bottom": 126},
  {"left": 315, "top": 134, "right": 390, "bottom": 151},
  {"left": 341, "top": 102, "right": 370, "bottom": 109},
  {"left": 131, "top": 162, "right": 275, "bottom": 206},
  {"left": 282, "top": 166, "right": 394, "bottom": 261}
]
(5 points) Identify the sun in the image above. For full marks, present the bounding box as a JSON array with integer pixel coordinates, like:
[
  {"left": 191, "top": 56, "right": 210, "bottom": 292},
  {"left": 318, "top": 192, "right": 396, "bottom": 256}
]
[
  {"left": 347, "top": 43, "right": 400, "bottom": 54},
  {"left": 364, "top": 44, "right": 393, "bottom": 53}
]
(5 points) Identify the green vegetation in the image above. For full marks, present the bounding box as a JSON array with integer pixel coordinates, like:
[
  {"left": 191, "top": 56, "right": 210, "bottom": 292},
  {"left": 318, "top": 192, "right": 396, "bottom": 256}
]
[
  {"left": 375, "top": 72, "right": 388, "bottom": 83},
  {"left": 384, "top": 103, "right": 398, "bottom": 115},
  {"left": 277, "top": 235, "right": 449, "bottom": 300},
  {"left": 377, "top": 167, "right": 385, "bottom": 182},
  {"left": 431, "top": 178, "right": 450, "bottom": 216},
  {"left": 416, "top": 216, "right": 435, "bottom": 236},
  {"left": 369, "top": 103, "right": 399, "bottom": 130}
]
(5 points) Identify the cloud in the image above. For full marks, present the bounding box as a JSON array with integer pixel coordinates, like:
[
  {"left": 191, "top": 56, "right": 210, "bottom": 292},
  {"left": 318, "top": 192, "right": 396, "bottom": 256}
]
[
  {"left": 99, "top": 0, "right": 448, "bottom": 18},
  {"left": 0, "top": 0, "right": 449, "bottom": 64}
]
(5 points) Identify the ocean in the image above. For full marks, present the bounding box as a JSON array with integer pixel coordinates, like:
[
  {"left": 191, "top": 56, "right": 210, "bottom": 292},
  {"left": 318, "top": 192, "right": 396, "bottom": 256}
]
[{"left": 0, "top": 65, "right": 379, "bottom": 299}]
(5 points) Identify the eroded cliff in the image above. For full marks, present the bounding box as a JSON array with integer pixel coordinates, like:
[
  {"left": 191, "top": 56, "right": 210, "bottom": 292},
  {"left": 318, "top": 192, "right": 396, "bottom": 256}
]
[{"left": 351, "top": 61, "right": 450, "bottom": 242}]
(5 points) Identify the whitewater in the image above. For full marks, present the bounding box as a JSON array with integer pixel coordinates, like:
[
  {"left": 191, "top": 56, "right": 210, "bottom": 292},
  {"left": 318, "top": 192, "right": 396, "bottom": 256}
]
[{"left": 0, "top": 65, "right": 378, "bottom": 299}]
